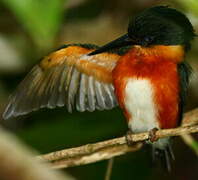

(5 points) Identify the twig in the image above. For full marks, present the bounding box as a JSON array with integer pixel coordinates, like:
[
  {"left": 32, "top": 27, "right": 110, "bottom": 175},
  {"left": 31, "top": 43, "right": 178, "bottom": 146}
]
[
  {"left": 104, "top": 158, "right": 114, "bottom": 180},
  {"left": 181, "top": 134, "right": 198, "bottom": 156},
  {"left": 46, "top": 142, "right": 143, "bottom": 169},
  {"left": 38, "top": 108, "right": 198, "bottom": 169},
  {"left": 0, "top": 127, "right": 74, "bottom": 180}
]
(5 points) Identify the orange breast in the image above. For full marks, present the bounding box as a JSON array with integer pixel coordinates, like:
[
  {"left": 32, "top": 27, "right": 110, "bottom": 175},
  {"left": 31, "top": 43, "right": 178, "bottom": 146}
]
[{"left": 112, "top": 46, "right": 182, "bottom": 129}]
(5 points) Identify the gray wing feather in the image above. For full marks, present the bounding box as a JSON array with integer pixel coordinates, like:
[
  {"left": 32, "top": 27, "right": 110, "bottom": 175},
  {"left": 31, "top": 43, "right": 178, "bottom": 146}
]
[
  {"left": 3, "top": 58, "right": 118, "bottom": 120},
  {"left": 76, "top": 74, "right": 87, "bottom": 112},
  {"left": 87, "top": 76, "right": 96, "bottom": 112}
]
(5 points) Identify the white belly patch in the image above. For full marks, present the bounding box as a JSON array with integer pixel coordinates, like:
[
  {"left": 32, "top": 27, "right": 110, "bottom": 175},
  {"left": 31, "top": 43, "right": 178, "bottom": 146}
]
[{"left": 124, "top": 78, "right": 159, "bottom": 133}]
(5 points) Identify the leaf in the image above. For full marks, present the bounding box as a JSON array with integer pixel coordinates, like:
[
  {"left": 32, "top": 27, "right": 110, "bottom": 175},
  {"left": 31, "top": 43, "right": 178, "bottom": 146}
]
[
  {"left": 177, "top": 0, "right": 198, "bottom": 16},
  {"left": 2, "top": 0, "right": 66, "bottom": 50}
]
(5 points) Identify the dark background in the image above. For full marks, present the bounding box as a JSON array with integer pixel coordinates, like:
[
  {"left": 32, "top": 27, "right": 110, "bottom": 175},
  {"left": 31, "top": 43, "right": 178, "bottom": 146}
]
[{"left": 0, "top": 0, "right": 197, "bottom": 179}]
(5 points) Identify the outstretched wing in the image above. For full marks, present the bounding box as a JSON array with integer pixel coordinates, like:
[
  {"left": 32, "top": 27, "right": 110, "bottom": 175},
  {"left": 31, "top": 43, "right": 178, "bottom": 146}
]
[{"left": 3, "top": 44, "right": 121, "bottom": 119}]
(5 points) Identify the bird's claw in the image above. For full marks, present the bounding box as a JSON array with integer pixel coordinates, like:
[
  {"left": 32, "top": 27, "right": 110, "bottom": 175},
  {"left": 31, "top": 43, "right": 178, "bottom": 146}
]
[
  {"left": 125, "top": 130, "right": 135, "bottom": 146},
  {"left": 149, "top": 128, "right": 159, "bottom": 143}
]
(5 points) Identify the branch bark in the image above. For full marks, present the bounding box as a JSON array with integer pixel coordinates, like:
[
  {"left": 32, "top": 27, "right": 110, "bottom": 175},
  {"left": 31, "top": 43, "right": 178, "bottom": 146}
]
[
  {"left": 0, "top": 127, "right": 75, "bottom": 180},
  {"left": 39, "top": 108, "right": 198, "bottom": 169}
]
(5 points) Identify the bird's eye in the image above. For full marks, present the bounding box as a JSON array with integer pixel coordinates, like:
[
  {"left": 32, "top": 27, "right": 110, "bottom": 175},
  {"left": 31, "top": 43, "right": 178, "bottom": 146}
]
[
  {"left": 144, "top": 37, "right": 150, "bottom": 42},
  {"left": 144, "top": 36, "right": 153, "bottom": 42},
  {"left": 143, "top": 36, "right": 154, "bottom": 46}
]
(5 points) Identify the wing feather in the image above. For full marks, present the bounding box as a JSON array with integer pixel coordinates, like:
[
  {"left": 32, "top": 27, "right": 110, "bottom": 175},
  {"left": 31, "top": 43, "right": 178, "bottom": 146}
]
[
  {"left": 94, "top": 80, "right": 106, "bottom": 110},
  {"left": 54, "top": 65, "right": 66, "bottom": 107},
  {"left": 67, "top": 68, "right": 81, "bottom": 112},
  {"left": 76, "top": 74, "right": 87, "bottom": 112},
  {"left": 103, "top": 84, "right": 114, "bottom": 108},
  {"left": 177, "top": 62, "right": 192, "bottom": 124},
  {"left": 3, "top": 44, "right": 120, "bottom": 119},
  {"left": 87, "top": 75, "right": 96, "bottom": 112}
]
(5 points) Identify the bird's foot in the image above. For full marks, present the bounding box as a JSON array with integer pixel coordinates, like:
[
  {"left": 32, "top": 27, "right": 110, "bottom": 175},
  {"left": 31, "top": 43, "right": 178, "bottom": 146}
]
[
  {"left": 125, "top": 130, "right": 135, "bottom": 146},
  {"left": 149, "top": 128, "right": 159, "bottom": 143}
]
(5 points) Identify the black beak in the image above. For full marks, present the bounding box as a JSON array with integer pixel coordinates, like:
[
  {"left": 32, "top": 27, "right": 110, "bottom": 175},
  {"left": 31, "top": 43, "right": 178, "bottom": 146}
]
[{"left": 88, "top": 34, "right": 133, "bottom": 56}]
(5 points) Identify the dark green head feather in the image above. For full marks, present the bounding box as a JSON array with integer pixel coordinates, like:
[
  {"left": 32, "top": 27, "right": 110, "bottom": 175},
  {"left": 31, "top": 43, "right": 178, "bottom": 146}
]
[{"left": 128, "top": 6, "right": 196, "bottom": 49}]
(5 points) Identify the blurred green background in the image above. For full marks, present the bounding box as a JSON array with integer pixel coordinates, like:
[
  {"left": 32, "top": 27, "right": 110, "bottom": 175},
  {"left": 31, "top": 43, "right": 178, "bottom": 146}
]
[{"left": 0, "top": 0, "right": 198, "bottom": 179}]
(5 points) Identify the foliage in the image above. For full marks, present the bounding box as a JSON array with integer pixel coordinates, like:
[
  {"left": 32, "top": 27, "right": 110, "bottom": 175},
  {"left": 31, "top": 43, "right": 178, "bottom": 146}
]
[
  {"left": 0, "top": 0, "right": 198, "bottom": 179},
  {"left": 178, "top": 0, "right": 198, "bottom": 16},
  {"left": 2, "top": 0, "right": 65, "bottom": 50}
]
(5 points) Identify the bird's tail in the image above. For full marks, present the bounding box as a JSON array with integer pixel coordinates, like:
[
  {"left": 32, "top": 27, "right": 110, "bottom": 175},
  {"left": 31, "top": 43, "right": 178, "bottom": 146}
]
[{"left": 151, "top": 138, "right": 175, "bottom": 172}]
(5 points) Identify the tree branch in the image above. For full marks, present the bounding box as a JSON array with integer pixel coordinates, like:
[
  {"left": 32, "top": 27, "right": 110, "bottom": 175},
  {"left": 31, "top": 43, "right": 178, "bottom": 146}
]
[
  {"left": 0, "top": 127, "right": 75, "bottom": 180},
  {"left": 39, "top": 108, "right": 198, "bottom": 169}
]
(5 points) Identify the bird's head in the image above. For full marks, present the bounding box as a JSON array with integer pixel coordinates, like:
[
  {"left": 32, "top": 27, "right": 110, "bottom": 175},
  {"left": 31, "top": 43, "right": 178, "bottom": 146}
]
[{"left": 89, "top": 6, "right": 196, "bottom": 55}]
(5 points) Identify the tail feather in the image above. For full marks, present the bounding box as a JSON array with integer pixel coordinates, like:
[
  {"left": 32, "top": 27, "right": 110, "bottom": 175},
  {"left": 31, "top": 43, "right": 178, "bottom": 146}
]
[
  {"left": 167, "top": 143, "right": 175, "bottom": 160},
  {"left": 151, "top": 142, "right": 175, "bottom": 172}
]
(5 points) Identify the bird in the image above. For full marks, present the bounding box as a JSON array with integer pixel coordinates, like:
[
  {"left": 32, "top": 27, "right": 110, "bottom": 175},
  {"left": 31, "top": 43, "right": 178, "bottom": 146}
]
[{"left": 2, "top": 6, "right": 195, "bottom": 171}]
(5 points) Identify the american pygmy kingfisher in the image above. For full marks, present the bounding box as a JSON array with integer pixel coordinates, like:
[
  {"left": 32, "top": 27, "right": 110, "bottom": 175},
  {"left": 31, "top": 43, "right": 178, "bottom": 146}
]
[{"left": 3, "top": 6, "right": 195, "bottom": 171}]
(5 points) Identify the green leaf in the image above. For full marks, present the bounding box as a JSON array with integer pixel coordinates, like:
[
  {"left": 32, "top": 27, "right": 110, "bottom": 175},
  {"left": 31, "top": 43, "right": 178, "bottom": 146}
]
[
  {"left": 2, "top": 0, "right": 66, "bottom": 50},
  {"left": 177, "top": 0, "right": 198, "bottom": 16}
]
